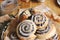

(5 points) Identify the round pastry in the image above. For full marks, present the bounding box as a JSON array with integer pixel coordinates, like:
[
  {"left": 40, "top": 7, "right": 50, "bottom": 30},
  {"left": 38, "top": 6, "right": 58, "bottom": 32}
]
[
  {"left": 18, "top": 10, "right": 31, "bottom": 22},
  {"left": 16, "top": 20, "right": 37, "bottom": 40},
  {"left": 36, "top": 22, "right": 58, "bottom": 40},
  {"left": 31, "top": 13, "right": 49, "bottom": 29}
]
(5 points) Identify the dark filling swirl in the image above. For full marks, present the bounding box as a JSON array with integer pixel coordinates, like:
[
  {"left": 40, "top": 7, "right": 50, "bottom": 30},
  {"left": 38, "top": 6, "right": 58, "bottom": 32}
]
[
  {"left": 18, "top": 21, "right": 35, "bottom": 37},
  {"left": 52, "top": 34, "right": 58, "bottom": 40},
  {"left": 36, "top": 25, "right": 50, "bottom": 34},
  {"left": 31, "top": 13, "right": 46, "bottom": 27}
]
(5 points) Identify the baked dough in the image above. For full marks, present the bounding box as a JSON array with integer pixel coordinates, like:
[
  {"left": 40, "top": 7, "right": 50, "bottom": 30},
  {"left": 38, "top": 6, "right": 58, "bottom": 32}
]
[
  {"left": 31, "top": 13, "right": 49, "bottom": 29},
  {"left": 16, "top": 20, "right": 37, "bottom": 40},
  {"left": 36, "top": 21, "right": 58, "bottom": 40}
]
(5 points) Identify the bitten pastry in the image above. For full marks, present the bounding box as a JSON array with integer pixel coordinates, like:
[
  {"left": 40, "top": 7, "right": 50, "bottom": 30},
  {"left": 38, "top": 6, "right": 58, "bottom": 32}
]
[
  {"left": 16, "top": 20, "right": 37, "bottom": 40},
  {"left": 18, "top": 10, "right": 31, "bottom": 22}
]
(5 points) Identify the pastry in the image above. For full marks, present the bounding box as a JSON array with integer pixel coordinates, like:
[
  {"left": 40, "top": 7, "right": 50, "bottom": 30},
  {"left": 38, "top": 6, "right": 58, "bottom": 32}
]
[
  {"left": 36, "top": 21, "right": 58, "bottom": 40},
  {"left": 18, "top": 10, "right": 31, "bottom": 22},
  {"left": 31, "top": 13, "right": 49, "bottom": 29},
  {"left": 16, "top": 20, "right": 37, "bottom": 40}
]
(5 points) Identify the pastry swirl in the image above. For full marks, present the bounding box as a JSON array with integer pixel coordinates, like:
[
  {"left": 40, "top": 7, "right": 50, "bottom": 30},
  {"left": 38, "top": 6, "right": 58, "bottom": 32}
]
[
  {"left": 36, "top": 23, "right": 57, "bottom": 40},
  {"left": 17, "top": 20, "right": 36, "bottom": 38},
  {"left": 31, "top": 13, "right": 49, "bottom": 29},
  {"left": 36, "top": 25, "right": 50, "bottom": 34}
]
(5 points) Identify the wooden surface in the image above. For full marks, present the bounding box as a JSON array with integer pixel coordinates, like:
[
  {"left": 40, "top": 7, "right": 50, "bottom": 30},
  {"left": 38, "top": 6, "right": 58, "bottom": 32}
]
[{"left": 0, "top": 0, "right": 60, "bottom": 40}]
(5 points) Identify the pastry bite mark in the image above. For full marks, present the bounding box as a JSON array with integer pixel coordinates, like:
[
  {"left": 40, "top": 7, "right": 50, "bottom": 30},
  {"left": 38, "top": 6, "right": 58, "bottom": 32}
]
[
  {"left": 16, "top": 20, "right": 37, "bottom": 40},
  {"left": 19, "top": 10, "right": 31, "bottom": 22},
  {"left": 20, "top": 10, "right": 31, "bottom": 18}
]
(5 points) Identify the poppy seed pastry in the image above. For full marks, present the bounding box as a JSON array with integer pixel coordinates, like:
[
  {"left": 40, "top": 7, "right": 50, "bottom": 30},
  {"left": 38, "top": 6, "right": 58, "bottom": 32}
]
[
  {"left": 29, "top": 8, "right": 58, "bottom": 40},
  {"left": 31, "top": 13, "right": 49, "bottom": 29},
  {"left": 16, "top": 20, "right": 37, "bottom": 40},
  {"left": 36, "top": 22, "right": 58, "bottom": 40}
]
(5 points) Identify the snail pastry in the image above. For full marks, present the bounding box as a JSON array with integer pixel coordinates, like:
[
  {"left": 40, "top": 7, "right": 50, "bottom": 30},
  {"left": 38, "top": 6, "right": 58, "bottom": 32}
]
[
  {"left": 36, "top": 22, "right": 58, "bottom": 40},
  {"left": 31, "top": 13, "right": 49, "bottom": 29},
  {"left": 18, "top": 10, "right": 31, "bottom": 22},
  {"left": 16, "top": 20, "right": 37, "bottom": 40}
]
